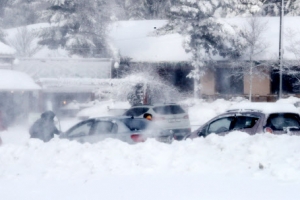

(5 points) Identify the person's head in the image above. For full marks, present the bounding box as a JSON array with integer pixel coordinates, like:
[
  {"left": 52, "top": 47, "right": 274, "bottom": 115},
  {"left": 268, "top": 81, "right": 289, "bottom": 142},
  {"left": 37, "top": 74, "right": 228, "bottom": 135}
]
[
  {"left": 41, "top": 111, "right": 56, "bottom": 121},
  {"left": 143, "top": 113, "right": 152, "bottom": 121}
]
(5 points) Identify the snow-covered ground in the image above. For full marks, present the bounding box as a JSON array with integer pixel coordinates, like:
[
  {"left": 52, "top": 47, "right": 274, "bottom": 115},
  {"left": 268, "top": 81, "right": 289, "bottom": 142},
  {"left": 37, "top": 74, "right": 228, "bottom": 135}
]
[{"left": 1, "top": 98, "right": 300, "bottom": 200}]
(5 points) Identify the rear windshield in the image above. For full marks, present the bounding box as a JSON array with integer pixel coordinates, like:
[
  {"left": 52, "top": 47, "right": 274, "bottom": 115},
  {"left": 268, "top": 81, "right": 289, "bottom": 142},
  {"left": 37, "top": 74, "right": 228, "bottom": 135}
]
[
  {"left": 124, "top": 107, "right": 149, "bottom": 116},
  {"left": 121, "top": 118, "right": 149, "bottom": 131},
  {"left": 266, "top": 113, "right": 300, "bottom": 130},
  {"left": 153, "top": 105, "right": 185, "bottom": 115}
]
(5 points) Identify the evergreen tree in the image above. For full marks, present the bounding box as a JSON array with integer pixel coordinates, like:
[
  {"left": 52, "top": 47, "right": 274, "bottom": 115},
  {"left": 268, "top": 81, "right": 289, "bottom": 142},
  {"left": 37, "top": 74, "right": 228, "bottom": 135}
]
[
  {"left": 111, "top": 0, "right": 177, "bottom": 20},
  {"left": 161, "top": 0, "right": 262, "bottom": 97},
  {"left": 1, "top": 0, "right": 48, "bottom": 28},
  {"left": 259, "top": 0, "right": 300, "bottom": 16},
  {"left": 39, "top": 0, "right": 111, "bottom": 57}
]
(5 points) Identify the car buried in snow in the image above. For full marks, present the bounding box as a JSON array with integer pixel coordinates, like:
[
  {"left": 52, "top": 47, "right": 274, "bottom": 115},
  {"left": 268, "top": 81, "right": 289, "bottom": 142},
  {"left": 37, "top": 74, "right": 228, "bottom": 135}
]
[
  {"left": 59, "top": 116, "right": 173, "bottom": 144},
  {"left": 123, "top": 103, "right": 191, "bottom": 141},
  {"left": 188, "top": 102, "right": 300, "bottom": 139}
]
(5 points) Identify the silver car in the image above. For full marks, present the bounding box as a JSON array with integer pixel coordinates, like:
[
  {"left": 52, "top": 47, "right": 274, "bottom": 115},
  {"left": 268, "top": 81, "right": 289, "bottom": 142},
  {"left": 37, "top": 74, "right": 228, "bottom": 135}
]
[
  {"left": 60, "top": 116, "right": 172, "bottom": 144},
  {"left": 189, "top": 102, "right": 300, "bottom": 138},
  {"left": 123, "top": 103, "right": 191, "bottom": 140}
]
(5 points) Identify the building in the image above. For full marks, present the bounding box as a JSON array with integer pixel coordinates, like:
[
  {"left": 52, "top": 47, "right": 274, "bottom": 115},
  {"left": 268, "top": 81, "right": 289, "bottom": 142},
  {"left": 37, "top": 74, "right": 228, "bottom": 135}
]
[
  {"left": 13, "top": 58, "right": 113, "bottom": 116},
  {"left": 109, "top": 17, "right": 300, "bottom": 101},
  {"left": 0, "top": 42, "right": 41, "bottom": 126}
]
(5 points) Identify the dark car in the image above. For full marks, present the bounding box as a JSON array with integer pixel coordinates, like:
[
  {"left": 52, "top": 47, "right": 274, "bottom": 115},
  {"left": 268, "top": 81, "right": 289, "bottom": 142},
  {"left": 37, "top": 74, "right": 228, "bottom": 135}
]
[
  {"left": 60, "top": 116, "right": 172, "bottom": 144},
  {"left": 189, "top": 102, "right": 300, "bottom": 138}
]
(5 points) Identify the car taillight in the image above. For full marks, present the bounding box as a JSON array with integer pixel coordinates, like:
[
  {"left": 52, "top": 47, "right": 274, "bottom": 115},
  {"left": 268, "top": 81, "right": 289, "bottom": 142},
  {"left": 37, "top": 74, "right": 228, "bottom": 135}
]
[
  {"left": 131, "top": 134, "right": 146, "bottom": 142},
  {"left": 183, "top": 115, "right": 189, "bottom": 119},
  {"left": 264, "top": 127, "right": 273, "bottom": 134}
]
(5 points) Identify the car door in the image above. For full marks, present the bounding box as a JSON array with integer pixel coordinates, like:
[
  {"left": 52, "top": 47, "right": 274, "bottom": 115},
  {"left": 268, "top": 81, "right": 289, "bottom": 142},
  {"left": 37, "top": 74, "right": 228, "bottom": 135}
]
[
  {"left": 84, "top": 120, "right": 118, "bottom": 143},
  {"left": 65, "top": 119, "right": 95, "bottom": 143},
  {"left": 197, "top": 116, "right": 235, "bottom": 137},
  {"left": 231, "top": 115, "right": 260, "bottom": 135}
]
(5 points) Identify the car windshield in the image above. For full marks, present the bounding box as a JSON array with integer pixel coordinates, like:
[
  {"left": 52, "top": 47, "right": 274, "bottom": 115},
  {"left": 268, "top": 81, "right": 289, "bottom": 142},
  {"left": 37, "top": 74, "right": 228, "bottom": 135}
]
[
  {"left": 266, "top": 113, "right": 300, "bottom": 130},
  {"left": 153, "top": 105, "right": 185, "bottom": 115},
  {"left": 124, "top": 107, "right": 150, "bottom": 116}
]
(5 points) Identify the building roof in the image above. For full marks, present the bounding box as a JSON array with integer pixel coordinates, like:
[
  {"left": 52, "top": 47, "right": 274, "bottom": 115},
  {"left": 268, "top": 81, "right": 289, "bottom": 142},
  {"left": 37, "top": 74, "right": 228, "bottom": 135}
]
[
  {"left": 109, "top": 17, "right": 300, "bottom": 62},
  {"left": 0, "top": 41, "right": 16, "bottom": 56},
  {"left": 0, "top": 69, "right": 41, "bottom": 91}
]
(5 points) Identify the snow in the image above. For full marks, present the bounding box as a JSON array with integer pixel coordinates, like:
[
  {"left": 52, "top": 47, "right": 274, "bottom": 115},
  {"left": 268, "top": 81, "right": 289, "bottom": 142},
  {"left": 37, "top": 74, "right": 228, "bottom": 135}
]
[
  {"left": 0, "top": 41, "right": 16, "bottom": 55},
  {"left": 1, "top": 98, "right": 300, "bottom": 199},
  {"left": 109, "top": 17, "right": 300, "bottom": 62},
  {"left": 0, "top": 69, "right": 41, "bottom": 90},
  {"left": 227, "top": 102, "right": 300, "bottom": 114},
  {"left": 108, "top": 20, "right": 192, "bottom": 62},
  {"left": 4, "top": 17, "right": 300, "bottom": 62}
]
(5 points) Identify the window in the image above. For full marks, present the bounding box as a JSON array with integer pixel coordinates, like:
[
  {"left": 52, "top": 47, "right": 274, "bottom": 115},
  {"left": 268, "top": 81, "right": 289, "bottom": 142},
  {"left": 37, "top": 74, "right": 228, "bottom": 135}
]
[
  {"left": 93, "top": 121, "right": 114, "bottom": 134},
  {"left": 208, "top": 117, "right": 235, "bottom": 134},
  {"left": 266, "top": 113, "right": 300, "bottom": 130},
  {"left": 153, "top": 105, "right": 185, "bottom": 115},
  {"left": 67, "top": 120, "right": 94, "bottom": 137},
  {"left": 232, "top": 116, "right": 259, "bottom": 130},
  {"left": 124, "top": 107, "right": 149, "bottom": 116},
  {"left": 215, "top": 68, "right": 243, "bottom": 94}
]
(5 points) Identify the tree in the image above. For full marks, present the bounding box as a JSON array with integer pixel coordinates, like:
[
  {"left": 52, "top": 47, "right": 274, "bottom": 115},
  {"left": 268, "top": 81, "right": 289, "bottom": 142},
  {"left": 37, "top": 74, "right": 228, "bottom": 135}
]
[
  {"left": 39, "top": 0, "right": 111, "bottom": 57},
  {"left": 259, "top": 0, "right": 300, "bottom": 16},
  {"left": 232, "top": 17, "right": 270, "bottom": 101},
  {"left": 111, "top": 0, "right": 177, "bottom": 20},
  {"left": 1, "top": 0, "right": 48, "bottom": 28},
  {"left": 6, "top": 26, "right": 42, "bottom": 57},
  {"left": 160, "top": 0, "right": 263, "bottom": 98}
]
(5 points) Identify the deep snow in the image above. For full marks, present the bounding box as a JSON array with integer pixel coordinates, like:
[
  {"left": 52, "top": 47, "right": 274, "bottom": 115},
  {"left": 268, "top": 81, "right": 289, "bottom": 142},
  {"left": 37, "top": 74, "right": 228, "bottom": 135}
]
[{"left": 1, "top": 98, "right": 300, "bottom": 200}]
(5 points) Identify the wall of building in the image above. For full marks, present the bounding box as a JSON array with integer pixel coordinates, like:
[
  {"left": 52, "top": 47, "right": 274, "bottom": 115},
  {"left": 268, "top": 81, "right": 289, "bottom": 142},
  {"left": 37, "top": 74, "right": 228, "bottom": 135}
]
[
  {"left": 201, "top": 69, "right": 215, "bottom": 95},
  {"left": 244, "top": 69, "right": 270, "bottom": 96}
]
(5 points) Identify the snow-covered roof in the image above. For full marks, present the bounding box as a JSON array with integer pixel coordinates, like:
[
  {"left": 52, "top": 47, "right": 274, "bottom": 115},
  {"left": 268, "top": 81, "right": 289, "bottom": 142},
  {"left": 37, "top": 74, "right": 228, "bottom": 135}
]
[
  {"left": 0, "top": 69, "right": 41, "bottom": 91},
  {"left": 109, "top": 17, "right": 300, "bottom": 62},
  {"left": 5, "top": 17, "right": 300, "bottom": 62},
  {"left": 109, "top": 20, "right": 191, "bottom": 62},
  {"left": 0, "top": 41, "right": 16, "bottom": 56},
  {"left": 227, "top": 102, "right": 299, "bottom": 114}
]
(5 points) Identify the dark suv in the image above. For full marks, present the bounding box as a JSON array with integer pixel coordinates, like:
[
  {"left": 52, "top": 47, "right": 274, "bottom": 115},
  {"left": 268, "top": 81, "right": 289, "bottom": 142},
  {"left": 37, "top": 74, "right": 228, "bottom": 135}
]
[{"left": 189, "top": 102, "right": 300, "bottom": 138}]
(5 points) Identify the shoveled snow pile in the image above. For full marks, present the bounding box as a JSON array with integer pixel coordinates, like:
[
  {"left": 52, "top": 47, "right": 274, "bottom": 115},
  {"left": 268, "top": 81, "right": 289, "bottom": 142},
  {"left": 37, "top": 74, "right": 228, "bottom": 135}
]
[
  {"left": 1, "top": 97, "right": 300, "bottom": 200},
  {"left": 1, "top": 131, "right": 300, "bottom": 181}
]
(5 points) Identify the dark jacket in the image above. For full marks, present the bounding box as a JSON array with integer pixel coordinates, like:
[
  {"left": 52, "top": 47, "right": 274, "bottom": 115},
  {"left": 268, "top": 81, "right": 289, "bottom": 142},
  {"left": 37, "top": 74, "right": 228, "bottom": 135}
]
[{"left": 29, "top": 111, "right": 59, "bottom": 142}]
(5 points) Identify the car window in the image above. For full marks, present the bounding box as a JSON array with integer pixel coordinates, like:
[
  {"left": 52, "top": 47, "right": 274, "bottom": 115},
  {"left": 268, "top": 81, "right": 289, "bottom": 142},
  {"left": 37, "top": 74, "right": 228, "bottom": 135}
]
[
  {"left": 122, "top": 118, "right": 149, "bottom": 131},
  {"left": 93, "top": 121, "right": 114, "bottom": 134},
  {"left": 266, "top": 113, "right": 300, "bottom": 130},
  {"left": 67, "top": 120, "right": 94, "bottom": 137},
  {"left": 153, "top": 105, "right": 185, "bottom": 115},
  {"left": 232, "top": 116, "right": 259, "bottom": 130},
  {"left": 208, "top": 117, "right": 235, "bottom": 134},
  {"left": 124, "top": 107, "right": 149, "bottom": 116}
]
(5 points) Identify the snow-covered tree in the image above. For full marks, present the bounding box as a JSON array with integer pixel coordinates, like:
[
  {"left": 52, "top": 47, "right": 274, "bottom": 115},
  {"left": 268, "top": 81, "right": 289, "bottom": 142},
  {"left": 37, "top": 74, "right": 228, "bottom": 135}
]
[
  {"left": 160, "top": 0, "right": 262, "bottom": 98},
  {"left": 231, "top": 17, "right": 270, "bottom": 101},
  {"left": 111, "top": 0, "right": 176, "bottom": 20},
  {"left": 259, "top": 0, "right": 300, "bottom": 16},
  {"left": 6, "top": 27, "right": 42, "bottom": 57},
  {"left": 1, "top": 0, "right": 47, "bottom": 28},
  {"left": 39, "top": 0, "right": 111, "bottom": 57}
]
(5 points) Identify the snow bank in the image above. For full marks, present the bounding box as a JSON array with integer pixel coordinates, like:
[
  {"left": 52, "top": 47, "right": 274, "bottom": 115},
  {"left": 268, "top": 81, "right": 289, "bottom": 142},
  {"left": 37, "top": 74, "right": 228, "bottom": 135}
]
[{"left": 1, "top": 131, "right": 300, "bottom": 182}]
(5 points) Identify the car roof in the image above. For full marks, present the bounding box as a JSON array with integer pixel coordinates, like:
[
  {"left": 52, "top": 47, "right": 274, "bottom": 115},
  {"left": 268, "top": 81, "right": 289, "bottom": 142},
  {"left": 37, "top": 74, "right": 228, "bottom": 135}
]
[
  {"left": 129, "top": 103, "right": 180, "bottom": 107},
  {"left": 227, "top": 102, "right": 299, "bottom": 114}
]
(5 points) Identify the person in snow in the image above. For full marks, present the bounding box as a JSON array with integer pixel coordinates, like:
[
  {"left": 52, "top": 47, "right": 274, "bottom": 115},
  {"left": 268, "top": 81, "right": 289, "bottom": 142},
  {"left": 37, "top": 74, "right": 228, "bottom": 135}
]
[{"left": 29, "top": 111, "right": 60, "bottom": 142}]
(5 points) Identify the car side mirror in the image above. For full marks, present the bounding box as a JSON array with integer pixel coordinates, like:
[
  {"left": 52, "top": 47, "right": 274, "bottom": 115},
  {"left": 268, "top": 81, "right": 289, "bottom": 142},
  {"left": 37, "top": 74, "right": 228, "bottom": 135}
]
[{"left": 198, "top": 130, "right": 206, "bottom": 137}]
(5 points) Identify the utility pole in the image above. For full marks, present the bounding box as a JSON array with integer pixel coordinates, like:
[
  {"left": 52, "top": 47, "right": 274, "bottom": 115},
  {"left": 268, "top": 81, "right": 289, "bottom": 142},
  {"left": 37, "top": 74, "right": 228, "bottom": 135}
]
[{"left": 279, "top": 0, "right": 284, "bottom": 99}]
